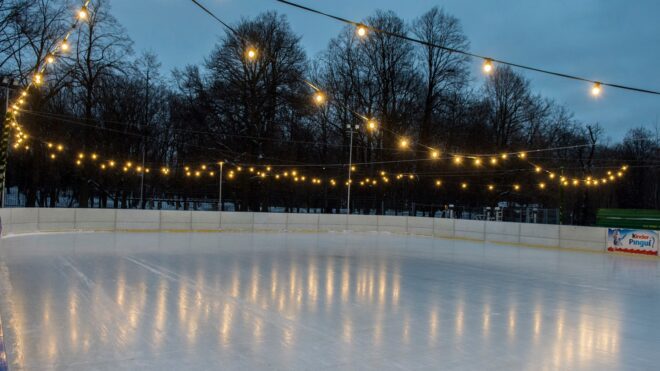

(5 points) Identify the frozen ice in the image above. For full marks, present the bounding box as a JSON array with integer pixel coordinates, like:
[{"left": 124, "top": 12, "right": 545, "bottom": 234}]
[{"left": 1, "top": 232, "right": 659, "bottom": 370}]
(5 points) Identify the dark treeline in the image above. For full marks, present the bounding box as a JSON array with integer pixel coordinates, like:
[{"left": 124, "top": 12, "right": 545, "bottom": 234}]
[{"left": 1, "top": 1, "right": 658, "bottom": 224}]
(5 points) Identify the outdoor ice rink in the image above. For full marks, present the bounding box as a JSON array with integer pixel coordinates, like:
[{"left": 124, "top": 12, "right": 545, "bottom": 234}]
[{"left": 0, "top": 231, "right": 659, "bottom": 370}]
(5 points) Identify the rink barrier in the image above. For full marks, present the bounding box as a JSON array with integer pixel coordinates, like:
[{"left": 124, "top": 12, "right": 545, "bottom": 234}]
[{"left": 0, "top": 208, "right": 653, "bottom": 254}]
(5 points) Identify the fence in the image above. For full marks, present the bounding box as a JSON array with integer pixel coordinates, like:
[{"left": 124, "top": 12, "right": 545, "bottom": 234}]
[
  {"left": 4, "top": 189, "right": 561, "bottom": 225},
  {"left": 0, "top": 208, "right": 616, "bottom": 253}
]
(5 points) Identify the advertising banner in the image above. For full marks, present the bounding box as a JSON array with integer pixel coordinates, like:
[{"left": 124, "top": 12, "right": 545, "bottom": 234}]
[{"left": 607, "top": 228, "right": 658, "bottom": 256}]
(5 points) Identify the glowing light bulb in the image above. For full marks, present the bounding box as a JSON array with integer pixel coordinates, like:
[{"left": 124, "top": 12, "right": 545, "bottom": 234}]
[
  {"left": 453, "top": 156, "right": 463, "bottom": 165},
  {"left": 518, "top": 152, "right": 527, "bottom": 159},
  {"left": 61, "top": 40, "right": 69, "bottom": 52},
  {"left": 591, "top": 82, "right": 602, "bottom": 97},
  {"left": 483, "top": 58, "right": 494, "bottom": 74},
  {"left": 513, "top": 184, "right": 521, "bottom": 191},
  {"left": 109, "top": 160, "right": 115, "bottom": 167},
  {"left": 461, "top": 183, "right": 468, "bottom": 189},
  {"left": 488, "top": 185, "right": 495, "bottom": 191},
  {"left": 501, "top": 153, "right": 508, "bottom": 160},
  {"left": 356, "top": 25, "right": 368, "bottom": 37},
  {"left": 34, "top": 73, "right": 43, "bottom": 85},
  {"left": 46, "top": 55, "right": 55, "bottom": 64},
  {"left": 474, "top": 158, "right": 482, "bottom": 166},
  {"left": 435, "top": 180, "right": 442, "bottom": 187},
  {"left": 539, "top": 183, "right": 546, "bottom": 189},
  {"left": 399, "top": 138, "right": 409, "bottom": 149},
  {"left": 535, "top": 166, "right": 542, "bottom": 173},
  {"left": 367, "top": 120, "right": 378, "bottom": 131},
  {"left": 431, "top": 150, "right": 440, "bottom": 159},
  {"left": 78, "top": 6, "right": 88, "bottom": 20},
  {"left": 75, "top": 160, "right": 81, "bottom": 166},
  {"left": 490, "top": 157, "right": 498, "bottom": 165},
  {"left": 246, "top": 47, "right": 258, "bottom": 61},
  {"left": 313, "top": 92, "right": 325, "bottom": 105}
]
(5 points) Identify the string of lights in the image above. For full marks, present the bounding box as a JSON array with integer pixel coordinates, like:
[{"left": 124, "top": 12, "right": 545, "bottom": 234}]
[
  {"left": 12, "top": 124, "right": 632, "bottom": 185},
  {"left": 12, "top": 130, "right": 631, "bottom": 191},
  {"left": 1, "top": 1, "right": 92, "bottom": 206},
  {"left": 16, "top": 143, "right": 633, "bottom": 192},
  {"left": 275, "top": 0, "right": 660, "bottom": 97}
]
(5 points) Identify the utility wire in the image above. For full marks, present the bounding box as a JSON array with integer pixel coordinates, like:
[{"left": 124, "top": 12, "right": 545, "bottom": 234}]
[{"left": 276, "top": 0, "right": 660, "bottom": 96}]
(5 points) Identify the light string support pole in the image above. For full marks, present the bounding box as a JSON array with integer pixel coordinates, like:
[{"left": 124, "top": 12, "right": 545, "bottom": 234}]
[
  {"left": 1, "top": 78, "right": 18, "bottom": 208},
  {"left": 218, "top": 161, "right": 224, "bottom": 211},
  {"left": 139, "top": 138, "right": 145, "bottom": 208},
  {"left": 346, "top": 124, "right": 359, "bottom": 214}
]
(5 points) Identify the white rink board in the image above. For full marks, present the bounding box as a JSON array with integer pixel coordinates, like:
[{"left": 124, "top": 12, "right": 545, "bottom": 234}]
[{"left": 0, "top": 208, "right": 650, "bottom": 254}]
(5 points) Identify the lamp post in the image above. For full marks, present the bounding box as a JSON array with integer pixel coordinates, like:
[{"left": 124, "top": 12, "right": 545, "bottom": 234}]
[
  {"left": 218, "top": 161, "right": 224, "bottom": 211},
  {"left": 346, "top": 124, "right": 359, "bottom": 214}
]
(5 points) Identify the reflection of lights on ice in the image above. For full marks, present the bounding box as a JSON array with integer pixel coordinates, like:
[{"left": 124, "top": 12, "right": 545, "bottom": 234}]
[{"left": 0, "top": 232, "right": 633, "bottom": 369}]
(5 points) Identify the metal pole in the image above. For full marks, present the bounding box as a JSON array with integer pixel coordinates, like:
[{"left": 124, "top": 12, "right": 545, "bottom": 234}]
[
  {"left": 218, "top": 162, "right": 224, "bottom": 211},
  {"left": 559, "top": 166, "right": 564, "bottom": 225},
  {"left": 139, "top": 141, "right": 145, "bottom": 208},
  {"left": 1, "top": 85, "right": 9, "bottom": 208},
  {"left": 347, "top": 126, "right": 354, "bottom": 215}
]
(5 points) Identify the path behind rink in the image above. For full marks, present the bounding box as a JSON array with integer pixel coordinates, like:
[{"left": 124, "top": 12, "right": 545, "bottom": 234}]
[{"left": 1, "top": 232, "right": 659, "bottom": 370}]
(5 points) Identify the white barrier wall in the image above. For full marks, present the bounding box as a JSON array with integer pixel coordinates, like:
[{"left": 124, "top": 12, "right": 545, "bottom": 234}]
[{"left": 0, "top": 208, "right": 645, "bottom": 254}]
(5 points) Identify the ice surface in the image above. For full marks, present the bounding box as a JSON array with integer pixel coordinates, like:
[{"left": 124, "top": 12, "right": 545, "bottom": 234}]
[{"left": 1, "top": 232, "right": 659, "bottom": 370}]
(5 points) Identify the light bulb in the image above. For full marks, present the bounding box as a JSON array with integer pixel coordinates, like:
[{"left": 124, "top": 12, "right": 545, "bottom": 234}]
[
  {"left": 246, "top": 47, "right": 258, "bottom": 61},
  {"left": 591, "top": 82, "right": 602, "bottom": 97},
  {"left": 367, "top": 120, "right": 378, "bottom": 131},
  {"left": 399, "top": 138, "right": 409, "bottom": 149},
  {"left": 431, "top": 150, "right": 440, "bottom": 159},
  {"left": 313, "top": 92, "right": 325, "bottom": 105},
  {"left": 78, "top": 6, "right": 88, "bottom": 20},
  {"left": 356, "top": 25, "right": 368, "bottom": 38},
  {"left": 483, "top": 58, "right": 494, "bottom": 74}
]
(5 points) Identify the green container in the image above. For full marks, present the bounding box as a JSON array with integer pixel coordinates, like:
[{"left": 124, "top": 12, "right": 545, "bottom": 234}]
[{"left": 596, "top": 209, "right": 660, "bottom": 230}]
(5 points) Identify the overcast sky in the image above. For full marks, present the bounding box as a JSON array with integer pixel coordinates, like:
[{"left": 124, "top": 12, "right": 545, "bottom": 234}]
[{"left": 111, "top": 0, "right": 660, "bottom": 140}]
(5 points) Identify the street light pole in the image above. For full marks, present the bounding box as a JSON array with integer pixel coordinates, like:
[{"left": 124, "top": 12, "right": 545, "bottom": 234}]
[
  {"left": 139, "top": 142, "right": 145, "bottom": 208},
  {"left": 218, "top": 161, "right": 224, "bottom": 211},
  {"left": 346, "top": 124, "right": 359, "bottom": 215}
]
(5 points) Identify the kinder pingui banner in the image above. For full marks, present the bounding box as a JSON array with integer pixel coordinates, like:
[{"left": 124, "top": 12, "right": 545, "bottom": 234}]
[{"left": 607, "top": 228, "right": 658, "bottom": 256}]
